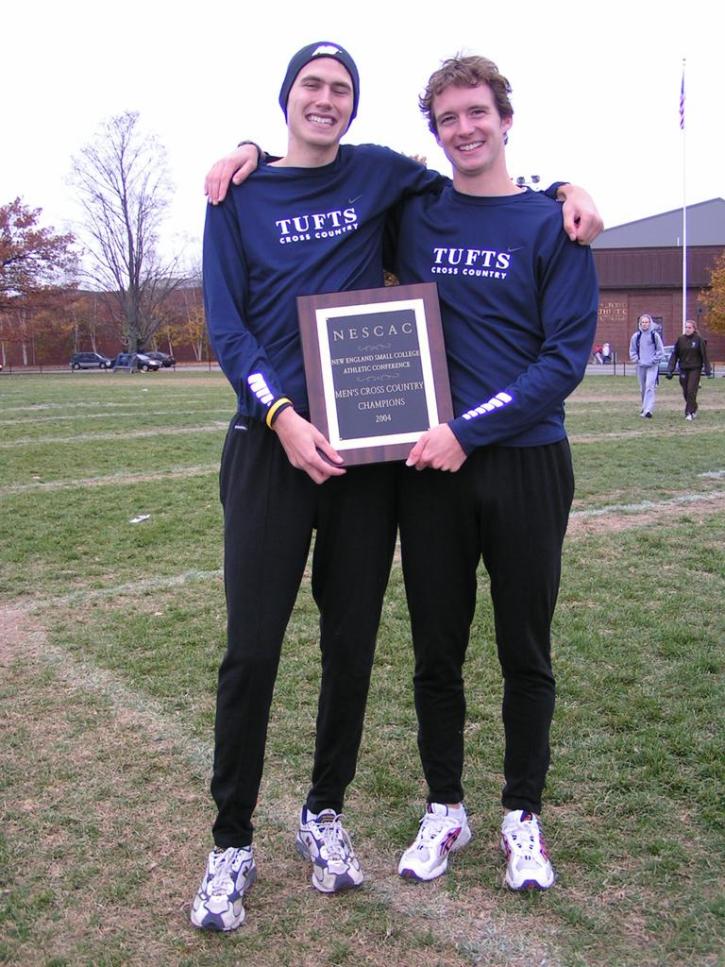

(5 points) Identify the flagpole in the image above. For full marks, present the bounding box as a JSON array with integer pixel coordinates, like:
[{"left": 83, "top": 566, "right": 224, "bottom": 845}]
[{"left": 681, "top": 59, "right": 687, "bottom": 332}]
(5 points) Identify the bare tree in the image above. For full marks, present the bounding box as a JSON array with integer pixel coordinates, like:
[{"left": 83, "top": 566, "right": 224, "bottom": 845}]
[{"left": 71, "top": 111, "right": 179, "bottom": 351}]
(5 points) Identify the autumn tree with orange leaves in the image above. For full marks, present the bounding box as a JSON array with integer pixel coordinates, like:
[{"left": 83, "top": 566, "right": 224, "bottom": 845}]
[
  {"left": 699, "top": 252, "right": 725, "bottom": 335},
  {"left": 0, "top": 198, "right": 78, "bottom": 366},
  {"left": 0, "top": 198, "right": 76, "bottom": 312}
]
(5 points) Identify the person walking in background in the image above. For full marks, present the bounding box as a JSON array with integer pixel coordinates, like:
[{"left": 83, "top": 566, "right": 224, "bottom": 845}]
[
  {"left": 629, "top": 313, "right": 664, "bottom": 418},
  {"left": 667, "top": 319, "right": 711, "bottom": 420}
]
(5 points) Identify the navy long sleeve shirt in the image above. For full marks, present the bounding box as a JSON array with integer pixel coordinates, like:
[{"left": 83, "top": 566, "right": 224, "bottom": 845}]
[
  {"left": 203, "top": 144, "right": 445, "bottom": 421},
  {"left": 394, "top": 187, "right": 599, "bottom": 451}
]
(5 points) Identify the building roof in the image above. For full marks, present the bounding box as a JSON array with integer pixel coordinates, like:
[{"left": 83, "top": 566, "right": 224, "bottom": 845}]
[{"left": 592, "top": 197, "right": 725, "bottom": 249}]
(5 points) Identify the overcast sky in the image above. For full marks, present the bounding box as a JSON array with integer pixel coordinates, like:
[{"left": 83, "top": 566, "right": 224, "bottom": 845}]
[{"left": 3, "top": 0, "right": 722, "bottom": 262}]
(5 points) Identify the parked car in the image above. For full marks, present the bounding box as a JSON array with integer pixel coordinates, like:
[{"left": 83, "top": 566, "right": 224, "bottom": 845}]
[
  {"left": 111, "top": 352, "right": 161, "bottom": 372},
  {"left": 70, "top": 351, "right": 113, "bottom": 370},
  {"left": 658, "top": 345, "right": 676, "bottom": 376},
  {"left": 144, "top": 350, "right": 176, "bottom": 368}
]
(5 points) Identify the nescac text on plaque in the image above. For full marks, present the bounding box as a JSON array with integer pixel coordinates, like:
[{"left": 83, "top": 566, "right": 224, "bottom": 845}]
[{"left": 332, "top": 322, "right": 414, "bottom": 341}]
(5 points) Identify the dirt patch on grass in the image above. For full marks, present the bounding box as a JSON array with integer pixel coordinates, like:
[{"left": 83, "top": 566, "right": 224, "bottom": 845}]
[
  {"left": 0, "top": 607, "right": 25, "bottom": 663},
  {"left": 567, "top": 491, "right": 725, "bottom": 538},
  {"left": 570, "top": 424, "right": 724, "bottom": 445}
]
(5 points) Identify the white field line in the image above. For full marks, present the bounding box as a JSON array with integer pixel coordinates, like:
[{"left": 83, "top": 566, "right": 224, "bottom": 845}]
[
  {"left": 1, "top": 607, "right": 213, "bottom": 776},
  {"left": 0, "top": 606, "right": 561, "bottom": 965},
  {"left": 567, "top": 398, "right": 725, "bottom": 409},
  {"left": 49, "top": 646, "right": 214, "bottom": 774},
  {"left": 7, "top": 490, "right": 721, "bottom": 616},
  {"left": 0, "top": 424, "right": 723, "bottom": 450},
  {"left": 0, "top": 407, "right": 231, "bottom": 427},
  {"left": 0, "top": 395, "right": 223, "bottom": 414},
  {"left": 569, "top": 425, "right": 724, "bottom": 444},
  {"left": 570, "top": 489, "right": 725, "bottom": 519},
  {"left": 0, "top": 401, "right": 137, "bottom": 413},
  {"left": 15, "top": 569, "right": 224, "bottom": 613},
  {"left": 3, "top": 451, "right": 723, "bottom": 503},
  {"left": 0, "top": 423, "right": 227, "bottom": 448},
  {"left": 0, "top": 464, "right": 218, "bottom": 496}
]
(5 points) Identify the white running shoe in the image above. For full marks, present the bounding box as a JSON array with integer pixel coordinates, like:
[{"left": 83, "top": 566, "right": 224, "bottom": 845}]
[
  {"left": 500, "top": 810, "right": 555, "bottom": 891},
  {"left": 686, "top": 414, "right": 693, "bottom": 421},
  {"left": 296, "top": 807, "right": 363, "bottom": 893},
  {"left": 398, "top": 803, "right": 472, "bottom": 881},
  {"left": 190, "top": 846, "right": 257, "bottom": 931}
]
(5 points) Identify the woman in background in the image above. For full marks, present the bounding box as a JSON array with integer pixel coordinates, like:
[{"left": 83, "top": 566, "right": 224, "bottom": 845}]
[{"left": 667, "top": 320, "right": 711, "bottom": 420}]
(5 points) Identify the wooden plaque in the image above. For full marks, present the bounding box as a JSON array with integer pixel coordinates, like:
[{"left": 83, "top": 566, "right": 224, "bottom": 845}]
[{"left": 297, "top": 283, "right": 453, "bottom": 465}]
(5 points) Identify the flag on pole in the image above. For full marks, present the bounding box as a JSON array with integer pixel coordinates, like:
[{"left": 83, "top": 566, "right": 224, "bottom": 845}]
[{"left": 680, "top": 59, "right": 687, "bottom": 332}]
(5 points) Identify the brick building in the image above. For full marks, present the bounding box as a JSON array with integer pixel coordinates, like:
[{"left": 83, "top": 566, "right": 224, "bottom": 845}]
[{"left": 592, "top": 197, "right": 725, "bottom": 362}]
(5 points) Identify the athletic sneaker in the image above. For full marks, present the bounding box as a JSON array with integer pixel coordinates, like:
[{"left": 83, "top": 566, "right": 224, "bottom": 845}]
[
  {"left": 190, "top": 846, "right": 257, "bottom": 931},
  {"left": 500, "top": 810, "right": 555, "bottom": 891},
  {"left": 398, "top": 803, "right": 472, "bottom": 881},
  {"left": 296, "top": 807, "right": 363, "bottom": 893},
  {"left": 686, "top": 414, "right": 693, "bottom": 421}
]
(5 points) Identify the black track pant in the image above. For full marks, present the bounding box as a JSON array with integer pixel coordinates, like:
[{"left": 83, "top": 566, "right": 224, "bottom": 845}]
[
  {"left": 398, "top": 440, "right": 574, "bottom": 815},
  {"left": 678, "top": 368, "right": 701, "bottom": 416},
  {"left": 211, "top": 418, "right": 398, "bottom": 848}
]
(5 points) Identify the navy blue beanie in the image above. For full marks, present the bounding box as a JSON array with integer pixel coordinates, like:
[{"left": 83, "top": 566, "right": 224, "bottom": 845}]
[{"left": 278, "top": 42, "right": 360, "bottom": 125}]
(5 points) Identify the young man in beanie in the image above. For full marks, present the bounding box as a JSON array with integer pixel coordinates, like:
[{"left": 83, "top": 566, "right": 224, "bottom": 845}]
[
  {"left": 192, "top": 41, "right": 455, "bottom": 932},
  {"left": 193, "top": 43, "right": 601, "bottom": 930},
  {"left": 390, "top": 55, "right": 598, "bottom": 890}
]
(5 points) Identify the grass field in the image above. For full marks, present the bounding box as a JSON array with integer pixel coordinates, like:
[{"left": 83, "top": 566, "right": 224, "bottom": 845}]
[{"left": 1, "top": 370, "right": 723, "bottom": 967}]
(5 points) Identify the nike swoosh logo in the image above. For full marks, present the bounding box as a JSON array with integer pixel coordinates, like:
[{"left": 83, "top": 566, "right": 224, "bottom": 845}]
[
  {"left": 508, "top": 246, "right": 523, "bottom": 253},
  {"left": 348, "top": 195, "right": 363, "bottom": 205}
]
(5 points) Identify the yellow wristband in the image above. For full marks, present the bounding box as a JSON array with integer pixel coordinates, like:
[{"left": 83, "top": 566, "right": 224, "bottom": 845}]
[{"left": 265, "top": 397, "right": 293, "bottom": 428}]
